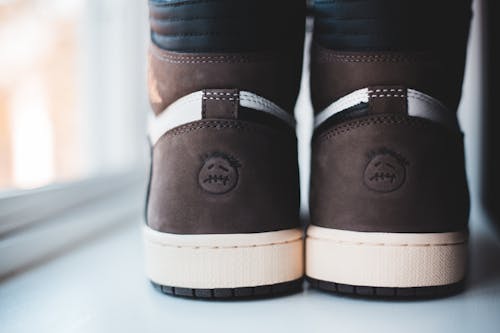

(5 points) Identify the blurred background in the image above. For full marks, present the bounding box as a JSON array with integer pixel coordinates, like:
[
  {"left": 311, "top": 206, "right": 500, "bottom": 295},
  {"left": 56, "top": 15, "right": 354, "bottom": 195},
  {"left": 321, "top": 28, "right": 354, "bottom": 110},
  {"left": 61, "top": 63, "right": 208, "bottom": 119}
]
[
  {"left": 0, "top": 0, "right": 149, "bottom": 191},
  {"left": 0, "top": 0, "right": 496, "bottom": 249},
  {"left": 0, "top": 0, "right": 493, "bottom": 214},
  {"left": 0, "top": 1, "right": 499, "bottom": 332},
  {"left": 0, "top": 0, "right": 496, "bottom": 251}
]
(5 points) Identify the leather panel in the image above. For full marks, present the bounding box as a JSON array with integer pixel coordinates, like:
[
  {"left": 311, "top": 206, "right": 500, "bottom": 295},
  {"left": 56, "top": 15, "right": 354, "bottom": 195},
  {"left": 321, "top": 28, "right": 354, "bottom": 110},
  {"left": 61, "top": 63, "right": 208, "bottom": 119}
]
[
  {"left": 148, "top": 43, "right": 302, "bottom": 115},
  {"left": 313, "top": 0, "right": 471, "bottom": 52},
  {"left": 149, "top": 0, "right": 305, "bottom": 52},
  {"left": 148, "top": 119, "right": 300, "bottom": 234},
  {"left": 310, "top": 44, "right": 466, "bottom": 112},
  {"left": 310, "top": 114, "right": 469, "bottom": 233}
]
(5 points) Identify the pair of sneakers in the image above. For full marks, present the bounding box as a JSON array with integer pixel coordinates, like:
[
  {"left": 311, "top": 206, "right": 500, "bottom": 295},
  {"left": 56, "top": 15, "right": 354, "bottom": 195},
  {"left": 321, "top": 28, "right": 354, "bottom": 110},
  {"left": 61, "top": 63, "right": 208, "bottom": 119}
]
[{"left": 143, "top": 2, "right": 469, "bottom": 299}]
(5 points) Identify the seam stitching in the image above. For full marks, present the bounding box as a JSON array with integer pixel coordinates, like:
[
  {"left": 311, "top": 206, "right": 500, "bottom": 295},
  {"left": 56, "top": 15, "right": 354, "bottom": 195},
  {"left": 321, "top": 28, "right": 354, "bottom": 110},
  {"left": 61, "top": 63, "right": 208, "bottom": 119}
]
[
  {"left": 158, "top": 120, "right": 276, "bottom": 140},
  {"left": 307, "top": 235, "right": 466, "bottom": 247},
  {"left": 148, "top": 237, "right": 302, "bottom": 249},
  {"left": 150, "top": 48, "right": 276, "bottom": 64},
  {"left": 202, "top": 96, "right": 238, "bottom": 101},
  {"left": 150, "top": 0, "right": 225, "bottom": 8},
  {"left": 154, "top": 32, "right": 240, "bottom": 37},
  {"left": 315, "top": 116, "right": 432, "bottom": 143},
  {"left": 205, "top": 92, "right": 238, "bottom": 97},
  {"left": 314, "top": 53, "right": 428, "bottom": 63},
  {"left": 368, "top": 88, "right": 404, "bottom": 93},
  {"left": 369, "top": 94, "right": 406, "bottom": 98},
  {"left": 151, "top": 15, "right": 239, "bottom": 22}
]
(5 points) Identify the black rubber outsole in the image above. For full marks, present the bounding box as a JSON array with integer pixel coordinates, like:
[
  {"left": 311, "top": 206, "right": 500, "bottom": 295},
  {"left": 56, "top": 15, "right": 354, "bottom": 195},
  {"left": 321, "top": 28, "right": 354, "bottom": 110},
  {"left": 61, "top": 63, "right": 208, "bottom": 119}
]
[
  {"left": 151, "top": 278, "right": 303, "bottom": 300},
  {"left": 307, "top": 276, "right": 465, "bottom": 299}
]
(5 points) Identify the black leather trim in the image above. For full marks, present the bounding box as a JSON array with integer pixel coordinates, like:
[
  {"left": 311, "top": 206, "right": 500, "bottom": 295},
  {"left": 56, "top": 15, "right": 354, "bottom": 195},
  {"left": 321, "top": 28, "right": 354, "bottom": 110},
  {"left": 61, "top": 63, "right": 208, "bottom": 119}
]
[
  {"left": 238, "top": 107, "right": 294, "bottom": 134},
  {"left": 149, "top": 0, "right": 305, "bottom": 52},
  {"left": 313, "top": 0, "right": 471, "bottom": 52}
]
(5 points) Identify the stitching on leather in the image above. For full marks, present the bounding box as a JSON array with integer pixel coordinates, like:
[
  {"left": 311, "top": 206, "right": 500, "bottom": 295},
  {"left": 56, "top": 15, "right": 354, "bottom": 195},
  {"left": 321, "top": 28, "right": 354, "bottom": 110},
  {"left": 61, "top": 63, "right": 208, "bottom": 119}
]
[
  {"left": 162, "top": 120, "right": 270, "bottom": 139},
  {"left": 169, "top": 123, "right": 250, "bottom": 136},
  {"left": 315, "top": 116, "right": 433, "bottom": 143},
  {"left": 369, "top": 88, "right": 404, "bottom": 93},
  {"left": 150, "top": 0, "right": 224, "bottom": 8},
  {"left": 151, "top": 47, "right": 275, "bottom": 64},
  {"left": 148, "top": 236, "right": 302, "bottom": 249},
  {"left": 201, "top": 91, "right": 238, "bottom": 119},
  {"left": 317, "top": 56, "right": 424, "bottom": 63},
  {"left": 368, "top": 88, "right": 406, "bottom": 98},
  {"left": 369, "top": 94, "right": 406, "bottom": 98},
  {"left": 315, "top": 52, "right": 429, "bottom": 63},
  {"left": 159, "top": 32, "right": 239, "bottom": 37},
  {"left": 307, "top": 235, "right": 466, "bottom": 247},
  {"left": 322, "top": 54, "right": 412, "bottom": 60},
  {"left": 153, "top": 16, "right": 239, "bottom": 22},
  {"left": 202, "top": 96, "right": 238, "bottom": 101},
  {"left": 205, "top": 92, "right": 238, "bottom": 97},
  {"left": 153, "top": 51, "right": 248, "bottom": 60}
]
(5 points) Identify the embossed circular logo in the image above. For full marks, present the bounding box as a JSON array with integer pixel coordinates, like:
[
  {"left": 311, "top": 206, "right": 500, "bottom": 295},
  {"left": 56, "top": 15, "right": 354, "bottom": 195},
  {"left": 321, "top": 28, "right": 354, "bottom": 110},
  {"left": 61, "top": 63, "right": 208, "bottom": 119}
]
[
  {"left": 198, "top": 152, "right": 241, "bottom": 194},
  {"left": 364, "top": 148, "right": 408, "bottom": 192}
]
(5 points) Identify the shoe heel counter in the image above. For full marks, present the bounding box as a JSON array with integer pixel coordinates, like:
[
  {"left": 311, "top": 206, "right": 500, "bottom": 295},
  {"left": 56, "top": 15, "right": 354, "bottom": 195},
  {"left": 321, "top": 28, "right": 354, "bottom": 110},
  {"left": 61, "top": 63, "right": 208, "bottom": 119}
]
[
  {"left": 147, "top": 118, "right": 300, "bottom": 234},
  {"left": 310, "top": 114, "right": 470, "bottom": 233}
]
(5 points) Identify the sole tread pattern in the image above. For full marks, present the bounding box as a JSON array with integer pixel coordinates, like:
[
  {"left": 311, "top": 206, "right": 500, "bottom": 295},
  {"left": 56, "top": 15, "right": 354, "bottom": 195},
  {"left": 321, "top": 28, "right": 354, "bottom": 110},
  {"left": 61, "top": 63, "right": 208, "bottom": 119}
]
[
  {"left": 151, "top": 278, "right": 303, "bottom": 300},
  {"left": 307, "top": 277, "right": 465, "bottom": 299}
]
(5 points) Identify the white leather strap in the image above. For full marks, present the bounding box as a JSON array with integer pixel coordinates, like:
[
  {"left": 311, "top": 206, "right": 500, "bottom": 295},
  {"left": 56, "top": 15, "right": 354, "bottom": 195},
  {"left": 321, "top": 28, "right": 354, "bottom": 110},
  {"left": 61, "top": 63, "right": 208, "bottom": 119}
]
[
  {"left": 148, "top": 91, "right": 295, "bottom": 145},
  {"left": 314, "top": 88, "right": 370, "bottom": 128},
  {"left": 239, "top": 91, "right": 295, "bottom": 127},
  {"left": 148, "top": 91, "right": 203, "bottom": 145},
  {"left": 314, "top": 88, "right": 458, "bottom": 130},
  {"left": 406, "top": 89, "right": 457, "bottom": 129}
]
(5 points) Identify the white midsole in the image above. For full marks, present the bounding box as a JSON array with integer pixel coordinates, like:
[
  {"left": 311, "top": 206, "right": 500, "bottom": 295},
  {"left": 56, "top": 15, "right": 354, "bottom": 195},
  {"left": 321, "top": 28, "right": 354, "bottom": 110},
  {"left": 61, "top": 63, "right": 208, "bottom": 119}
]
[
  {"left": 143, "top": 226, "right": 304, "bottom": 289},
  {"left": 306, "top": 225, "right": 468, "bottom": 288}
]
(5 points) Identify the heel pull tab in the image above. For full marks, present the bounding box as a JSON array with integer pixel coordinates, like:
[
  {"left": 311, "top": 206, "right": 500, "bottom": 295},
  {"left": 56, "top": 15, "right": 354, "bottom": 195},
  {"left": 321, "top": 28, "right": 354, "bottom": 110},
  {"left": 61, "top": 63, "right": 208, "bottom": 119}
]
[
  {"left": 368, "top": 86, "right": 408, "bottom": 115},
  {"left": 202, "top": 89, "right": 239, "bottom": 119}
]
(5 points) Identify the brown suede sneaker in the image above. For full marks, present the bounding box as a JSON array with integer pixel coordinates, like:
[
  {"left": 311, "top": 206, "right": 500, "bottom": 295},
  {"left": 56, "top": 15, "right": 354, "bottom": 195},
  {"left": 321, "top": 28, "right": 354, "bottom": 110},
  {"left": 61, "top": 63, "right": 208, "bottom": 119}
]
[
  {"left": 143, "top": 0, "right": 306, "bottom": 299},
  {"left": 306, "top": 45, "right": 470, "bottom": 297}
]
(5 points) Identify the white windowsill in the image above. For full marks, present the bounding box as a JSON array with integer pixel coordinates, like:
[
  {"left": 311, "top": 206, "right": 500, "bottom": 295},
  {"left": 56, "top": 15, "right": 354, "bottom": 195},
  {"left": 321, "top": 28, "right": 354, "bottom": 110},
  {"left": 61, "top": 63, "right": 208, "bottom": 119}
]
[
  {"left": 0, "top": 168, "right": 147, "bottom": 278},
  {"left": 0, "top": 206, "right": 499, "bottom": 332}
]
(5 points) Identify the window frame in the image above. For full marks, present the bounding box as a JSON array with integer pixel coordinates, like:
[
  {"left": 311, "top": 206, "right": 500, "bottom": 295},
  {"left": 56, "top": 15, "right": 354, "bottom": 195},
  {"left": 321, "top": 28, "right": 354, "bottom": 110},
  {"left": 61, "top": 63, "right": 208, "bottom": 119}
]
[
  {"left": 0, "top": 168, "right": 146, "bottom": 277},
  {"left": 0, "top": 0, "right": 150, "bottom": 278}
]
